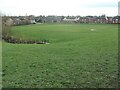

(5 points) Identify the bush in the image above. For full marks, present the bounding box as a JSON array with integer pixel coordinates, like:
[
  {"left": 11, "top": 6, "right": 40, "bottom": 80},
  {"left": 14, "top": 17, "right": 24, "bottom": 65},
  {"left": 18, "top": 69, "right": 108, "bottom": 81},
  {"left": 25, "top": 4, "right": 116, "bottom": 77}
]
[{"left": 2, "top": 16, "right": 12, "bottom": 40}]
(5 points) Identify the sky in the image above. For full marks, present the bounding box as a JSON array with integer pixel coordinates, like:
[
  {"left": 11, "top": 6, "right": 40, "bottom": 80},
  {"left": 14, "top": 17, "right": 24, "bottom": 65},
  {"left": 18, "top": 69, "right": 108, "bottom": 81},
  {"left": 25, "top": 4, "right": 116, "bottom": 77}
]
[{"left": 0, "top": 0, "right": 119, "bottom": 16}]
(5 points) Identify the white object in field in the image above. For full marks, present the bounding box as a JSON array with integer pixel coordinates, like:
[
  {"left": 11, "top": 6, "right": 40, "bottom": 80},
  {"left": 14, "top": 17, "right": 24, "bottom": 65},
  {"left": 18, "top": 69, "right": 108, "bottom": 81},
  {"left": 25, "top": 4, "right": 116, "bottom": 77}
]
[{"left": 90, "top": 29, "right": 95, "bottom": 31}]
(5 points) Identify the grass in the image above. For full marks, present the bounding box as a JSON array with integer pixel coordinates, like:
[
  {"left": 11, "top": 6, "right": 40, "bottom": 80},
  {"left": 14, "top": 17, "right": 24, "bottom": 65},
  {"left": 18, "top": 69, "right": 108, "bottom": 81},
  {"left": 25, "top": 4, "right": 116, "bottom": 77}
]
[{"left": 2, "top": 23, "right": 118, "bottom": 88}]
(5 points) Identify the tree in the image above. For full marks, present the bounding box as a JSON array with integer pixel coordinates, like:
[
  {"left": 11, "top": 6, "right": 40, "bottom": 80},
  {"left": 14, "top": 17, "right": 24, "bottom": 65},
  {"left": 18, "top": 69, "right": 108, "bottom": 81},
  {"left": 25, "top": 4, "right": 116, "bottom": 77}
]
[{"left": 2, "top": 16, "right": 11, "bottom": 40}]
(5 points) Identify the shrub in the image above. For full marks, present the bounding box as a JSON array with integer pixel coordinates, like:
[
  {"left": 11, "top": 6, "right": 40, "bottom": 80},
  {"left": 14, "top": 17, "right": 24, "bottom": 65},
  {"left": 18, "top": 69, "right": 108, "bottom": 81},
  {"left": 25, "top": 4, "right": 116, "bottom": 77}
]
[{"left": 2, "top": 16, "right": 12, "bottom": 40}]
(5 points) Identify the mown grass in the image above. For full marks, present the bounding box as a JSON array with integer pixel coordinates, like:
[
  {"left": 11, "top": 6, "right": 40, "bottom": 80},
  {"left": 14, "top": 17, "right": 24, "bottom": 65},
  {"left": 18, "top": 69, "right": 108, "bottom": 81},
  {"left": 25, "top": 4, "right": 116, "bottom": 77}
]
[{"left": 2, "top": 23, "right": 118, "bottom": 88}]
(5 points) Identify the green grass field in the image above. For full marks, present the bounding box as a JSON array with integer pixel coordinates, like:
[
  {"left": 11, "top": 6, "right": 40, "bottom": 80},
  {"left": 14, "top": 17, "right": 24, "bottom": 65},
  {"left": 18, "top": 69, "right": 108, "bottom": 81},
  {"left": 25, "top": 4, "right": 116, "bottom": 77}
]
[{"left": 2, "top": 23, "right": 118, "bottom": 88}]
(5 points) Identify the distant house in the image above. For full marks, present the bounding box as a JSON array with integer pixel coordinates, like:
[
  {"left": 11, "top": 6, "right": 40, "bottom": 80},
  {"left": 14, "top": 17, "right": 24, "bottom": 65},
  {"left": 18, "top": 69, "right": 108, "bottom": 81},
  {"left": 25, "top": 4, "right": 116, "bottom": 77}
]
[
  {"left": 79, "top": 17, "right": 89, "bottom": 23},
  {"left": 86, "top": 16, "right": 94, "bottom": 23},
  {"left": 35, "top": 16, "right": 46, "bottom": 23},
  {"left": 63, "top": 17, "right": 79, "bottom": 23},
  {"left": 79, "top": 15, "right": 107, "bottom": 23},
  {"left": 112, "top": 16, "right": 120, "bottom": 24},
  {"left": 106, "top": 17, "right": 113, "bottom": 23},
  {"left": 4, "top": 15, "right": 120, "bottom": 25},
  {"left": 29, "top": 15, "right": 36, "bottom": 24},
  {"left": 96, "top": 17, "right": 106, "bottom": 23},
  {"left": 13, "top": 18, "right": 22, "bottom": 25},
  {"left": 9, "top": 15, "right": 36, "bottom": 25},
  {"left": 30, "top": 19, "right": 36, "bottom": 24}
]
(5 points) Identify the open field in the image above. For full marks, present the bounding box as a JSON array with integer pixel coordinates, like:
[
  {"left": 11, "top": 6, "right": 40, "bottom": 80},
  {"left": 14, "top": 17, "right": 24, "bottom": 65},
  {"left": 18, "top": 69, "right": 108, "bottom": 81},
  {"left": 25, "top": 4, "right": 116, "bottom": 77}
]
[{"left": 2, "top": 23, "right": 118, "bottom": 88}]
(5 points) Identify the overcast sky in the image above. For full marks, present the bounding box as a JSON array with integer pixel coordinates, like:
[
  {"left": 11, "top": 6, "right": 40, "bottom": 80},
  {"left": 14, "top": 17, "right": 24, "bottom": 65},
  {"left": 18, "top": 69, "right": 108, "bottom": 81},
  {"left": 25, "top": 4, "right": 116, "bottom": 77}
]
[{"left": 0, "top": 0, "right": 119, "bottom": 16}]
